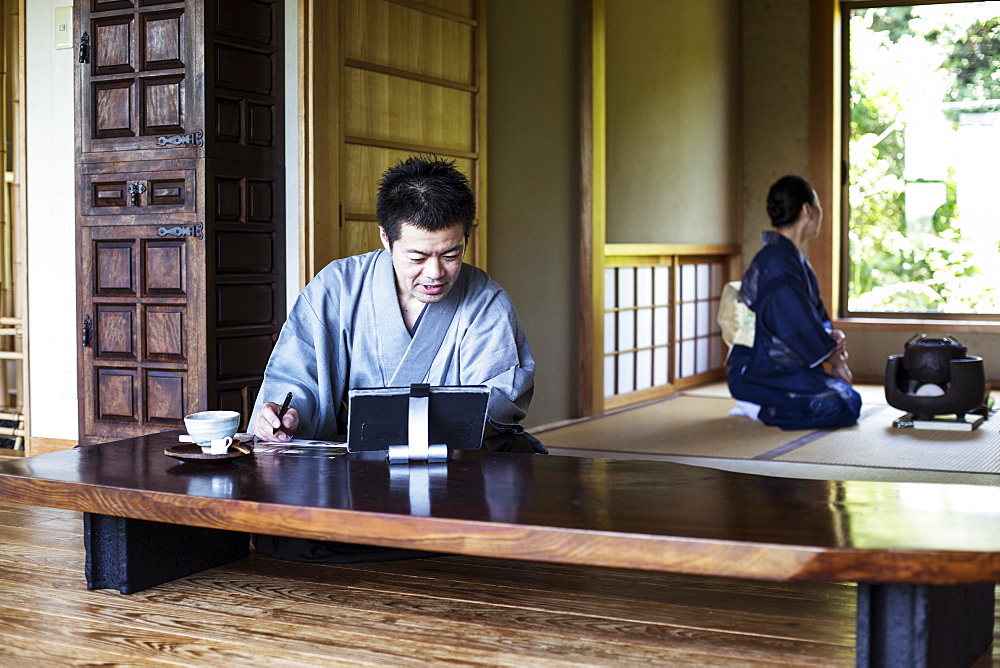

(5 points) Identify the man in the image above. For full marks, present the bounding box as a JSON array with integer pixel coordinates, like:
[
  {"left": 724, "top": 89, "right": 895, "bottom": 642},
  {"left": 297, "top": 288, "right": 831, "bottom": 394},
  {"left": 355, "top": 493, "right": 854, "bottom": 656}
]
[{"left": 252, "top": 156, "right": 543, "bottom": 454}]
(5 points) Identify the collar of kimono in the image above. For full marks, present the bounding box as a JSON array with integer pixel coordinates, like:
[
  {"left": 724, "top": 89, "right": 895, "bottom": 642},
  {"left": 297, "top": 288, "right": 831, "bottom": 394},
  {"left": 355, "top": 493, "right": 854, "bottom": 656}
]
[
  {"left": 371, "top": 249, "right": 465, "bottom": 387},
  {"left": 760, "top": 230, "right": 819, "bottom": 300}
]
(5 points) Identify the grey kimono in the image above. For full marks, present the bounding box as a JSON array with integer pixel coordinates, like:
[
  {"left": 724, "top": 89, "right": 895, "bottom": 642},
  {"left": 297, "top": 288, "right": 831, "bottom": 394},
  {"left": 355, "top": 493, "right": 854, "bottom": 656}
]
[{"left": 253, "top": 249, "right": 536, "bottom": 444}]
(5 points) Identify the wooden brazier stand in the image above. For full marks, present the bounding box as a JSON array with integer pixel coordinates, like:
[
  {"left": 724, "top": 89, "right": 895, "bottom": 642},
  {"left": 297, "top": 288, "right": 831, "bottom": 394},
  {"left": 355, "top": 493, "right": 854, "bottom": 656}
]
[{"left": 0, "top": 432, "right": 997, "bottom": 667}]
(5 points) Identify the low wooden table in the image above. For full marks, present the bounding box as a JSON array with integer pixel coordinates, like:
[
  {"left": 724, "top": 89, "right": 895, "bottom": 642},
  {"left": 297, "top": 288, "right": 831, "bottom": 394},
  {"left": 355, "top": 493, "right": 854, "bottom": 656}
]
[{"left": 0, "top": 431, "right": 997, "bottom": 667}]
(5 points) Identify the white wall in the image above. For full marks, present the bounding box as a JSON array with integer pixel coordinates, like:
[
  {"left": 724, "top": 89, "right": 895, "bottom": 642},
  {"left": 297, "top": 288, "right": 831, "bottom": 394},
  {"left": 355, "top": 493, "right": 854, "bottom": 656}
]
[
  {"left": 26, "top": 2, "right": 78, "bottom": 441},
  {"left": 24, "top": 1, "right": 301, "bottom": 443}
]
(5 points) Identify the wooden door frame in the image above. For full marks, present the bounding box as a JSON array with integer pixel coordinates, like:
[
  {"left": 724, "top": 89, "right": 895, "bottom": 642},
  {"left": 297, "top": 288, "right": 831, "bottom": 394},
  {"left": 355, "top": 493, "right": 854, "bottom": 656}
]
[
  {"left": 579, "top": 0, "right": 605, "bottom": 418},
  {"left": 1, "top": 0, "right": 29, "bottom": 453},
  {"left": 298, "top": 0, "right": 340, "bottom": 287},
  {"left": 809, "top": 0, "right": 840, "bottom": 318}
]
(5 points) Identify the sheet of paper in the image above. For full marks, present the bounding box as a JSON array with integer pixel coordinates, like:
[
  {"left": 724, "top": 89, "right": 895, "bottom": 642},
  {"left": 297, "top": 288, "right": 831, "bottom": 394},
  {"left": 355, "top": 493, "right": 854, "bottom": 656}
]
[
  {"left": 251, "top": 438, "right": 348, "bottom": 457},
  {"left": 255, "top": 438, "right": 345, "bottom": 446}
]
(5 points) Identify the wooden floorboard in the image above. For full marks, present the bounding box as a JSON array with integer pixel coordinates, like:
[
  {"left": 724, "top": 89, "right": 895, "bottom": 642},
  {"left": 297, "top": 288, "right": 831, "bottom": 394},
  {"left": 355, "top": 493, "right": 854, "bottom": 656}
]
[
  {"left": 219, "top": 557, "right": 856, "bottom": 645},
  {"left": 0, "top": 504, "right": 994, "bottom": 666},
  {"left": 190, "top": 561, "right": 854, "bottom": 661}
]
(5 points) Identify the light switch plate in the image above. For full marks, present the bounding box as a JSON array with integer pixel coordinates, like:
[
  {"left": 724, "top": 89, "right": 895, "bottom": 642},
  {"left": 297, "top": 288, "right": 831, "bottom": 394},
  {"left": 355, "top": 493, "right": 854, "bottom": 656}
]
[{"left": 54, "top": 6, "right": 72, "bottom": 50}]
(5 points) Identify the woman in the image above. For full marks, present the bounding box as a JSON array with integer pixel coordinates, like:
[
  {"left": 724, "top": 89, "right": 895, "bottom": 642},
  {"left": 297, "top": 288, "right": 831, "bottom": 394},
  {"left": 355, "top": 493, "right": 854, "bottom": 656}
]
[{"left": 727, "top": 175, "right": 862, "bottom": 430}]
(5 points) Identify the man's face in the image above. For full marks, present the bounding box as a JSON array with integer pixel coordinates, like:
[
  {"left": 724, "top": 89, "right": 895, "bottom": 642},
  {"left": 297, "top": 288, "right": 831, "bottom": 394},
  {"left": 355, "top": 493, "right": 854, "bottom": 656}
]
[{"left": 381, "top": 222, "right": 465, "bottom": 305}]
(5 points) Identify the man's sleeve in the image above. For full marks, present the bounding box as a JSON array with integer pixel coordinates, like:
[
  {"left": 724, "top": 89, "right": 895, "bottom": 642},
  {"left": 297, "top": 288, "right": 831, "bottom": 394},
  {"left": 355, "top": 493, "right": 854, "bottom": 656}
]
[
  {"left": 458, "top": 288, "right": 535, "bottom": 431},
  {"left": 253, "top": 285, "right": 342, "bottom": 440}
]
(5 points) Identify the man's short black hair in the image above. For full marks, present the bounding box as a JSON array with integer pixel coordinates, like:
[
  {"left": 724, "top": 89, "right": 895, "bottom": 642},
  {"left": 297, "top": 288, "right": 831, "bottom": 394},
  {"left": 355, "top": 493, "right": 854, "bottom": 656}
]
[{"left": 376, "top": 156, "right": 476, "bottom": 244}]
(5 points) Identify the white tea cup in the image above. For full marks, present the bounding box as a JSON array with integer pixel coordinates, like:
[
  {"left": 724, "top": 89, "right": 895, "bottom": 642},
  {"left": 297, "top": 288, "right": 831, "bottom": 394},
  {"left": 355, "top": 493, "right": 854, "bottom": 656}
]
[{"left": 184, "top": 410, "right": 240, "bottom": 449}]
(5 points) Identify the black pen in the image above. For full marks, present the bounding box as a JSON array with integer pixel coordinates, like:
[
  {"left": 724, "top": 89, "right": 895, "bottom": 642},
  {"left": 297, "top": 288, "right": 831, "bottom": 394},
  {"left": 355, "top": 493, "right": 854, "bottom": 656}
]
[{"left": 273, "top": 392, "right": 293, "bottom": 434}]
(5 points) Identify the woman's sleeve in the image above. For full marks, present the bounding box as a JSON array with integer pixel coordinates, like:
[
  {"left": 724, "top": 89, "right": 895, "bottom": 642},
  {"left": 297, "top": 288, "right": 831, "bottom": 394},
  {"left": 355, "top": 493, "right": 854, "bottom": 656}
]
[{"left": 756, "top": 266, "right": 836, "bottom": 369}]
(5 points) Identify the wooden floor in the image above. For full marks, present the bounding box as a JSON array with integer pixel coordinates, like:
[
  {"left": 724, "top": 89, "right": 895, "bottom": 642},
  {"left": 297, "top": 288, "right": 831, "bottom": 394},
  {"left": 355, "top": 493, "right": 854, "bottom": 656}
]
[
  {"left": 0, "top": 503, "right": 875, "bottom": 666},
  {"left": 0, "top": 505, "right": 996, "bottom": 666}
]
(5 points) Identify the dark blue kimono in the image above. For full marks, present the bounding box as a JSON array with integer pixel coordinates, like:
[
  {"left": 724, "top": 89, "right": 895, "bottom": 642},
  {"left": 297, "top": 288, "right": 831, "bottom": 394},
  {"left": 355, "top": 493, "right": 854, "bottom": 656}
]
[{"left": 727, "top": 231, "right": 861, "bottom": 430}]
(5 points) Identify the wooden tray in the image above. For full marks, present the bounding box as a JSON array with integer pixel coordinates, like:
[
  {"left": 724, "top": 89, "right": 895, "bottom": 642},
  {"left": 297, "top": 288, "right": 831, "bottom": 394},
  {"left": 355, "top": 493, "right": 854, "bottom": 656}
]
[{"left": 164, "top": 440, "right": 253, "bottom": 463}]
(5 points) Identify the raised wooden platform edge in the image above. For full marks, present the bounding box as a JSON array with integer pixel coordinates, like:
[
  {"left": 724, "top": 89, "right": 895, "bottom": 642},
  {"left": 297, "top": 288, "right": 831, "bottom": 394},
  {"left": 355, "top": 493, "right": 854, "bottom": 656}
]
[
  {"left": 0, "top": 475, "right": 998, "bottom": 585},
  {"left": 26, "top": 437, "right": 77, "bottom": 457}
]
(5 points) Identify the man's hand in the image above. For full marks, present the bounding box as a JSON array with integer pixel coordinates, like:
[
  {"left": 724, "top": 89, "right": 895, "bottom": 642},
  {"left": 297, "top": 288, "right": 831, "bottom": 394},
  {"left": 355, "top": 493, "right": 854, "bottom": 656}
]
[{"left": 253, "top": 401, "right": 300, "bottom": 441}]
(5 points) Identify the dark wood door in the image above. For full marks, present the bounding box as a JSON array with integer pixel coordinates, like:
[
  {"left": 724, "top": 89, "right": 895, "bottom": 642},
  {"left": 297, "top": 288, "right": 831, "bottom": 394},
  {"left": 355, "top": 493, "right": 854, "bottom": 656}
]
[
  {"left": 75, "top": 0, "right": 284, "bottom": 444},
  {"left": 77, "top": 224, "right": 206, "bottom": 441},
  {"left": 76, "top": 1, "right": 202, "bottom": 443}
]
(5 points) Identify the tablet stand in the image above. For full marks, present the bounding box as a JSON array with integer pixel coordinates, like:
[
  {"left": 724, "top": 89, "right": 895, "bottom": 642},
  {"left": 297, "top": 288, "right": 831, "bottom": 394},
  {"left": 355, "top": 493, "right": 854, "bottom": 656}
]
[{"left": 387, "top": 384, "right": 449, "bottom": 464}]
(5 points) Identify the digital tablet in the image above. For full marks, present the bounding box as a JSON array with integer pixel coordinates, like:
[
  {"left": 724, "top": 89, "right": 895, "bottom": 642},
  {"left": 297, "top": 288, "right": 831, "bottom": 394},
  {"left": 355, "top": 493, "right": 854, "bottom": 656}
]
[{"left": 346, "top": 385, "right": 489, "bottom": 454}]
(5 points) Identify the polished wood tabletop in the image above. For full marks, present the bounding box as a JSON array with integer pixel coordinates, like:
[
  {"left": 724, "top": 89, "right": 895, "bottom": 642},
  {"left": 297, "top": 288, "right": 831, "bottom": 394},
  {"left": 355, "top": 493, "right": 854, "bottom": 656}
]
[{"left": 0, "top": 431, "right": 998, "bottom": 584}]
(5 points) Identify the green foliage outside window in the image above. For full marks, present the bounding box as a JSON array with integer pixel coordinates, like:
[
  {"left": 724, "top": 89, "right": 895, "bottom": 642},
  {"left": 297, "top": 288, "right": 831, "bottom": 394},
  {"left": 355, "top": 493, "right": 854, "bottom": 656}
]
[{"left": 847, "top": 3, "right": 1000, "bottom": 315}]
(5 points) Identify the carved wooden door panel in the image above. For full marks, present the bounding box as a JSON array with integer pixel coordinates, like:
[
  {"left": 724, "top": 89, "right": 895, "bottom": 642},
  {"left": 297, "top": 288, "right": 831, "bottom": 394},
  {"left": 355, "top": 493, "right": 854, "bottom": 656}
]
[
  {"left": 77, "top": 225, "right": 205, "bottom": 442},
  {"left": 75, "top": 0, "right": 203, "bottom": 444},
  {"left": 78, "top": 1, "right": 200, "bottom": 159}
]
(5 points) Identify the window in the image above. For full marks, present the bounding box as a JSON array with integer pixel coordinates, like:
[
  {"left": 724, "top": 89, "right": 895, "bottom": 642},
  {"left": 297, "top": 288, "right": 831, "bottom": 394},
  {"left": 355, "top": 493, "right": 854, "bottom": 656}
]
[
  {"left": 601, "top": 255, "right": 726, "bottom": 405},
  {"left": 844, "top": 1, "right": 1000, "bottom": 317}
]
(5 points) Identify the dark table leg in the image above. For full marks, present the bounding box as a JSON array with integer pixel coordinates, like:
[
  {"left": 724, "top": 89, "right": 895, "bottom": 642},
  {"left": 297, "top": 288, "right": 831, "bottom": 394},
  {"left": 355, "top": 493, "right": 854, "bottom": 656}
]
[
  {"left": 84, "top": 513, "right": 250, "bottom": 594},
  {"left": 856, "top": 582, "right": 995, "bottom": 667}
]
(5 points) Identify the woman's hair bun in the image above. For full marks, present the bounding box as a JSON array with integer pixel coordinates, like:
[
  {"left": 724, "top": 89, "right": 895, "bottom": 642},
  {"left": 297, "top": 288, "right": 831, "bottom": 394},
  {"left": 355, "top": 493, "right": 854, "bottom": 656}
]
[
  {"left": 766, "top": 175, "right": 815, "bottom": 228},
  {"left": 766, "top": 201, "right": 786, "bottom": 222}
]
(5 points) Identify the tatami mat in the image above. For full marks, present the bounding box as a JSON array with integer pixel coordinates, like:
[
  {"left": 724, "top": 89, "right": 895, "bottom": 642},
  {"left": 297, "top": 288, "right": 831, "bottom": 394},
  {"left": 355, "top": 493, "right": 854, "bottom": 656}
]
[
  {"left": 534, "top": 384, "right": 1000, "bottom": 484},
  {"left": 682, "top": 381, "right": 890, "bottom": 405},
  {"left": 777, "top": 405, "right": 1000, "bottom": 474},
  {"left": 535, "top": 394, "right": 812, "bottom": 459},
  {"left": 660, "top": 456, "right": 1000, "bottom": 486},
  {"left": 676, "top": 383, "right": 734, "bottom": 399}
]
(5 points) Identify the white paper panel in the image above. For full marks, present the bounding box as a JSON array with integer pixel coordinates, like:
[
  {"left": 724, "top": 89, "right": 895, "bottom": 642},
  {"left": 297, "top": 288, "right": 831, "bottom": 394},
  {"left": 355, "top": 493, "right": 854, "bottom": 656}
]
[
  {"left": 697, "top": 337, "right": 709, "bottom": 374},
  {"left": 618, "top": 352, "right": 635, "bottom": 394},
  {"left": 636, "top": 308, "right": 653, "bottom": 348},
  {"left": 696, "top": 264, "right": 710, "bottom": 299},
  {"left": 653, "top": 267, "right": 669, "bottom": 305},
  {"left": 617, "top": 310, "right": 635, "bottom": 350},
  {"left": 604, "top": 268, "right": 617, "bottom": 309},
  {"left": 636, "top": 349, "right": 652, "bottom": 391},
  {"left": 653, "top": 307, "right": 669, "bottom": 346},
  {"left": 604, "top": 355, "right": 617, "bottom": 397},
  {"left": 604, "top": 312, "right": 616, "bottom": 353},
  {"left": 680, "top": 264, "right": 696, "bottom": 302},
  {"left": 636, "top": 267, "right": 653, "bottom": 306},
  {"left": 618, "top": 268, "right": 635, "bottom": 308},
  {"left": 697, "top": 300, "right": 710, "bottom": 336},
  {"left": 680, "top": 340, "right": 695, "bottom": 377},
  {"left": 680, "top": 302, "right": 696, "bottom": 339},
  {"left": 653, "top": 347, "right": 669, "bottom": 386}
]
